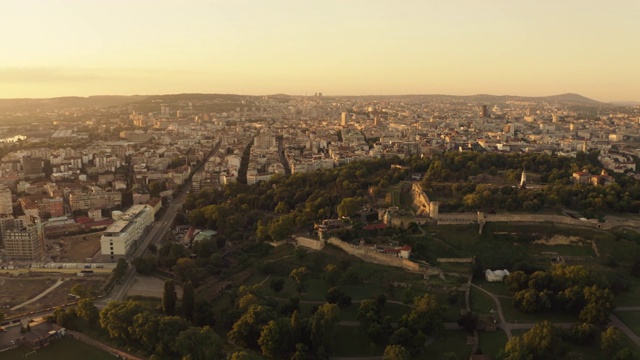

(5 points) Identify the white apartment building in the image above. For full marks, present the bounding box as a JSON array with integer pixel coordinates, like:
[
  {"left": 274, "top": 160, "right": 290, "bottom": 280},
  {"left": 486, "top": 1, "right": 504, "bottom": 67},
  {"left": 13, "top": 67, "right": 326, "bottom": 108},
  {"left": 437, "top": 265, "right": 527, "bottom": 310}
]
[{"left": 100, "top": 204, "right": 153, "bottom": 262}]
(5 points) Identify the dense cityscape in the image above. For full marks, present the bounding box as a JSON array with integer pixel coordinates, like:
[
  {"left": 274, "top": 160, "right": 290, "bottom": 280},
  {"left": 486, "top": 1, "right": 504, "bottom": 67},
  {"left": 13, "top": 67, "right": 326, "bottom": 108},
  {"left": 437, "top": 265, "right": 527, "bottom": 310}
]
[
  {"left": 0, "top": 93, "right": 638, "bottom": 359},
  {"left": 2, "top": 0, "right": 640, "bottom": 359}
]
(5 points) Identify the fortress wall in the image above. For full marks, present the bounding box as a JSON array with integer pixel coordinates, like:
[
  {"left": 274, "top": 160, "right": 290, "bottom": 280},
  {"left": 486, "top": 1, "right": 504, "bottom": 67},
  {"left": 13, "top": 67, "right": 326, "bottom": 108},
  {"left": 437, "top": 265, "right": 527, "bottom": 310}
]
[
  {"left": 389, "top": 216, "right": 431, "bottom": 229},
  {"left": 295, "top": 236, "right": 325, "bottom": 250},
  {"left": 327, "top": 237, "right": 421, "bottom": 272},
  {"left": 436, "top": 213, "right": 477, "bottom": 225},
  {"left": 483, "top": 214, "right": 600, "bottom": 228},
  {"left": 411, "top": 183, "right": 431, "bottom": 216}
]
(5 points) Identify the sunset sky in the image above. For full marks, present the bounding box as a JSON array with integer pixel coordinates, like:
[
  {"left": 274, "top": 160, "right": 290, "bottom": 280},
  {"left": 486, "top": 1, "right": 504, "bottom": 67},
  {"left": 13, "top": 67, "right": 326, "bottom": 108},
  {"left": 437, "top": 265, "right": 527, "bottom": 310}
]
[{"left": 1, "top": 0, "right": 638, "bottom": 101}]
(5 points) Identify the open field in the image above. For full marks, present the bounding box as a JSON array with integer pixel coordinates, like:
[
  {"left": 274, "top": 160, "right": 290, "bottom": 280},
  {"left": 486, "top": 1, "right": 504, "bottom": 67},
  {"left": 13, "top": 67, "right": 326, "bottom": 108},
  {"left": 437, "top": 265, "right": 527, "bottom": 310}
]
[
  {"left": 427, "top": 329, "right": 472, "bottom": 360},
  {"left": 616, "top": 311, "right": 640, "bottom": 337},
  {"left": 478, "top": 331, "right": 508, "bottom": 358},
  {"left": 470, "top": 286, "right": 496, "bottom": 315},
  {"left": 0, "top": 275, "right": 56, "bottom": 309},
  {"left": 3, "top": 337, "right": 114, "bottom": 360},
  {"left": 332, "top": 325, "right": 384, "bottom": 356},
  {"left": 2, "top": 276, "right": 105, "bottom": 316}
]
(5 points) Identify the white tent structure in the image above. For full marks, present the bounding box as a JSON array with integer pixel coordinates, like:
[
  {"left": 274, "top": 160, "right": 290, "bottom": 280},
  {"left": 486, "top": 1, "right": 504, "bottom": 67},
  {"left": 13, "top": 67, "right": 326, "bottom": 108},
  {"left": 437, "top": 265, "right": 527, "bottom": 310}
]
[{"left": 485, "top": 269, "right": 510, "bottom": 282}]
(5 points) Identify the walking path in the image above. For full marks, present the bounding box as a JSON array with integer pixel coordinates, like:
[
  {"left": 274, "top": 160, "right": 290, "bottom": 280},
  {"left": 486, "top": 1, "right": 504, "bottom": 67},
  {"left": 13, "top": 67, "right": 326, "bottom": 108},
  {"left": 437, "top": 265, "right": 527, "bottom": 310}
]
[
  {"left": 609, "top": 314, "right": 640, "bottom": 348},
  {"left": 10, "top": 278, "right": 65, "bottom": 311},
  {"left": 470, "top": 283, "right": 512, "bottom": 339}
]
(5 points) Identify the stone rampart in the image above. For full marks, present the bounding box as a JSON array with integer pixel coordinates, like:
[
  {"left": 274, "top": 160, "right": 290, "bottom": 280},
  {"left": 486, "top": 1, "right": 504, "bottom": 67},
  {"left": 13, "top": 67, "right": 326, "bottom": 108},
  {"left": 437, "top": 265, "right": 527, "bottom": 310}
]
[
  {"left": 411, "top": 182, "right": 431, "bottom": 216},
  {"left": 295, "top": 236, "right": 325, "bottom": 250},
  {"left": 483, "top": 214, "right": 600, "bottom": 228},
  {"left": 436, "top": 213, "right": 477, "bottom": 225},
  {"left": 389, "top": 216, "right": 432, "bottom": 229},
  {"left": 327, "top": 237, "right": 421, "bottom": 272}
]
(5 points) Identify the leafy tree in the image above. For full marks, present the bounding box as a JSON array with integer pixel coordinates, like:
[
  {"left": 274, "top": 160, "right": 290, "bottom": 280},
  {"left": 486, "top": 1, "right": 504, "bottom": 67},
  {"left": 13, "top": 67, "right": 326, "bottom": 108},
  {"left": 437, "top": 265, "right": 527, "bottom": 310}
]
[
  {"left": 70, "top": 284, "right": 92, "bottom": 299},
  {"left": 337, "top": 197, "right": 362, "bottom": 218},
  {"left": 269, "top": 214, "right": 296, "bottom": 241},
  {"left": 601, "top": 327, "right": 624, "bottom": 356},
  {"left": 407, "top": 293, "right": 443, "bottom": 335},
  {"left": 258, "top": 318, "right": 293, "bottom": 359},
  {"left": 506, "top": 271, "right": 530, "bottom": 292},
  {"left": 157, "top": 316, "right": 190, "bottom": 355},
  {"left": 172, "top": 326, "right": 224, "bottom": 360},
  {"left": 503, "top": 321, "right": 562, "bottom": 360},
  {"left": 131, "top": 311, "right": 162, "bottom": 352},
  {"left": 384, "top": 344, "right": 410, "bottom": 360},
  {"left": 323, "top": 264, "right": 341, "bottom": 287},
  {"left": 564, "top": 323, "right": 596, "bottom": 345},
  {"left": 269, "top": 278, "right": 285, "bottom": 294},
  {"left": 228, "top": 305, "right": 277, "bottom": 348},
  {"left": 580, "top": 285, "right": 614, "bottom": 325},
  {"left": 256, "top": 219, "right": 270, "bottom": 241},
  {"left": 229, "top": 351, "right": 264, "bottom": 360},
  {"left": 182, "top": 281, "right": 195, "bottom": 321},
  {"left": 76, "top": 299, "right": 99, "bottom": 325},
  {"left": 100, "top": 300, "right": 151, "bottom": 343},
  {"left": 162, "top": 280, "right": 177, "bottom": 316},
  {"left": 132, "top": 256, "right": 156, "bottom": 274},
  {"left": 290, "top": 267, "right": 309, "bottom": 295},
  {"left": 358, "top": 299, "right": 382, "bottom": 326},
  {"left": 114, "top": 258, "right": 128, "bottom": 279},
  {"left": 310, "top": 303, "right": 339, "bottom": 352}
]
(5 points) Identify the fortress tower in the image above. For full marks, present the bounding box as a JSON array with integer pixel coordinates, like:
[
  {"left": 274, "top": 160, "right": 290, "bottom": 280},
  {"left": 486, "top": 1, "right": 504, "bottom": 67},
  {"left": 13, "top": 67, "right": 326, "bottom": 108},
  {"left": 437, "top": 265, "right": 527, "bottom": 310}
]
[{"left": 520, "top": 169, "right": 527, "bottom": 189}]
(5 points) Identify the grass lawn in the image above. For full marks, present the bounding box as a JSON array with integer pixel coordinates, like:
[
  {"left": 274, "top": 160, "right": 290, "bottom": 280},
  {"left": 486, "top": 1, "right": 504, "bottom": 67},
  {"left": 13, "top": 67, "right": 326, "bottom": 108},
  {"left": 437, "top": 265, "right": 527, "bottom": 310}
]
[
  {"left": 474, "top": 280, "right": 511, "bottom": 297},
  {"left": 617, "top": 281, "right": 640, "bottom": 307},
  {"left": 529, "top": 243, "right": 595, "bottom": 257},
  {"left": 499, "top": 297, "right": 578, "bottom": 323},
  {"left": 470, "top": 286, "right": 497, "bottom": 315},
  {"left": 595, "top": 238, "right": 640, "bottom": 263},
  {"left": 562, "top": 341, "right": 632, "bottom": 360},
  {"left": 3, "top": 337, "right": 115, "bottom": 360},
  {"left": 331, "top": 325, "right": 384, "bottom": 356},
  {"left": 427, "top": 329, "right": 472, "bottom": 360},
  {"left": 434, "top": 292, "right": 466, "bottom": 322},
  {"left": 477, "top": 331, "right": 508, "bottom": 358},
  {"left": 615, "top": 311, "right": 640, "bottom": 337}
]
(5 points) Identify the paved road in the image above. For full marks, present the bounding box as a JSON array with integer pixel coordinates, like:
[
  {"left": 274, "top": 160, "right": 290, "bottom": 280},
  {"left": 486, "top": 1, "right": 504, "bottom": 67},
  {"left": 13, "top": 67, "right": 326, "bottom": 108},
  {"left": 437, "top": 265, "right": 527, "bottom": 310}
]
[{"left": 100, "top": 182, "right": 191, "bottom": 304}]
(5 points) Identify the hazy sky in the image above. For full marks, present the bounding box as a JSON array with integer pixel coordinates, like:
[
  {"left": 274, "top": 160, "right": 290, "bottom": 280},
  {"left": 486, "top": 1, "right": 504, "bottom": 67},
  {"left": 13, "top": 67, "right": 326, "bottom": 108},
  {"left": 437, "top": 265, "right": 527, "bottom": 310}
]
[{"left": 1, "top": 0, "right": 638, "bottom": 100}]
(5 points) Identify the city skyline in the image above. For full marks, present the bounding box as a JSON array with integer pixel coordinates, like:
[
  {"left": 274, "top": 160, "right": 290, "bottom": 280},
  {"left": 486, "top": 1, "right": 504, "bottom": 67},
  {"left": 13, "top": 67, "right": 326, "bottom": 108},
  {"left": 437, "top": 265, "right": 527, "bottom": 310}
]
[{"left": 1, "top": 0, "right": 639, "bottom": 101}]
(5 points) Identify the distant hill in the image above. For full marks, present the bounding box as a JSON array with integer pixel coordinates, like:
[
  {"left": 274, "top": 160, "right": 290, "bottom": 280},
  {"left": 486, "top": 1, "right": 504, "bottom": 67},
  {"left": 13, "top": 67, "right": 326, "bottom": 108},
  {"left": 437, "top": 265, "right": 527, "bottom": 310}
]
[
  {"left": 0, "top": 92, "right": 606, "bottom": 113},
  {"left": 0, "top": 95, "right": 147, "bottom": 113},
  {"left": 542, "top": 93, "right": 600, "bottom": 105}
]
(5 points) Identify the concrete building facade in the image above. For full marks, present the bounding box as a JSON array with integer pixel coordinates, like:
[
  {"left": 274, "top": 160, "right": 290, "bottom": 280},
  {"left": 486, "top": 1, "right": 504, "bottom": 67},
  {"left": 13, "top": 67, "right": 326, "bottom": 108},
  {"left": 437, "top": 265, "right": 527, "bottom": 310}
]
[{"left": 100, "top": 204, "right": 153, "bottom": 262}]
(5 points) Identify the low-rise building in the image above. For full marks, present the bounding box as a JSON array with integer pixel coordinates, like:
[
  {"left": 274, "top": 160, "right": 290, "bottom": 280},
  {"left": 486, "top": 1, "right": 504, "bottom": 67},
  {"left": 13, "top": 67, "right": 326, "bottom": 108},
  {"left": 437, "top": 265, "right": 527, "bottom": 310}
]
[{"left": 100, "top": 204, "right": 154, "bottom": 262}]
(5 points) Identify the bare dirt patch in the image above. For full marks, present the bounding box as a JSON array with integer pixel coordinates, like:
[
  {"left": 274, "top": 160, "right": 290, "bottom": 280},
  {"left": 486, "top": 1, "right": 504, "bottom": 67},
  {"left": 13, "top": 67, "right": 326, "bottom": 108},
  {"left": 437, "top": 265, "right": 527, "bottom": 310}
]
[
  {"left": 49, "top": 232, "right": 103, "bottom": 262},
  {"left": 14, "top": 277, "right": 106, "bottom": 315},
  {"left": 534, "top": 235, "right": 584, "bottom": 245},
  {"left": 0, "top": 275, "right": 58, "bottom": 310},
  {"left": 0, "top": 274, "right": 107, "bottom": 316}
]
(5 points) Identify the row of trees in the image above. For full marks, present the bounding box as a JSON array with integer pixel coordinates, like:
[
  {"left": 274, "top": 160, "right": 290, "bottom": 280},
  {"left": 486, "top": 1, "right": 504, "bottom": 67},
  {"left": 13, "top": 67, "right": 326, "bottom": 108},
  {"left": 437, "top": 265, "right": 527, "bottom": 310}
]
[
  {"left": 506, "top": 265, "right": 615, "bottom": 325},
  {"left": 501, "top": 321, "right": 638, "bottom": 360}
]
